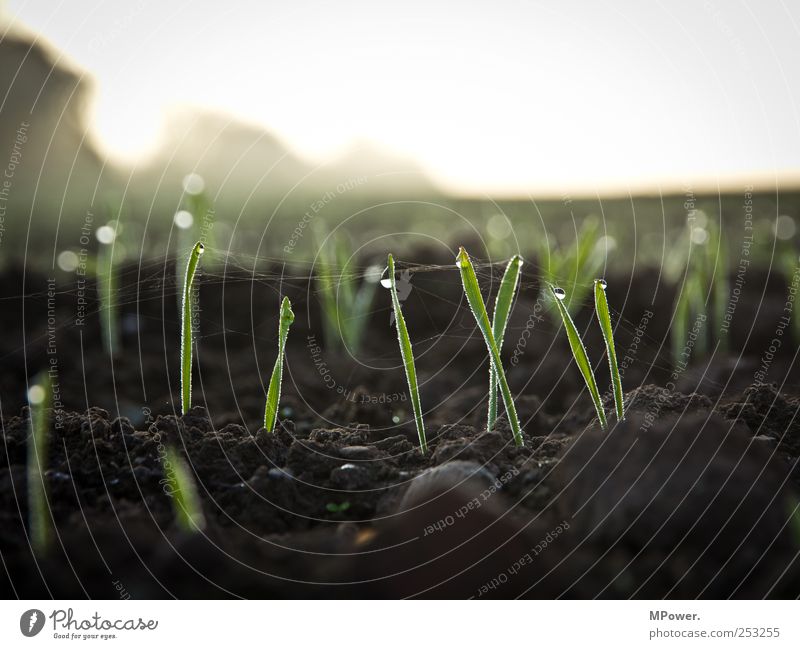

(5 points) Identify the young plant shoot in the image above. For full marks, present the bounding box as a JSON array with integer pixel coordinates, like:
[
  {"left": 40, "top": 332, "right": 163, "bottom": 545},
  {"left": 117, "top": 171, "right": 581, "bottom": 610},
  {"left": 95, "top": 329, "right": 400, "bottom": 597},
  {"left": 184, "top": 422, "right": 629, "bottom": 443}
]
[
  {"left": 387, "top": 254, "right": 427, "bottom": 453},
  {"left": 594, "top": 279, "right": 625, "bottom": 422},
  {"left": 488, "top": 255, "right": 523, "bottom": 431},
  {"left": 456, "top": 248, "right": 523, "bottom": 446},
  {"left": 264, "top": 296, "right": 295, "bottom": 432},
  {"left": 551, "top": 284, "right": 608, "bottom": 430},
  {"left": 164, "top": 446, "right": 206, "bottom": 532},
  {"left": 97, "top": 233, "right": 120, "bottom": 358},
  {"left": 27, "top": 372, "right": 53, "bottom": 555},
  {"left": 180, "top": 241, "right": 204, "bottom": 414}
]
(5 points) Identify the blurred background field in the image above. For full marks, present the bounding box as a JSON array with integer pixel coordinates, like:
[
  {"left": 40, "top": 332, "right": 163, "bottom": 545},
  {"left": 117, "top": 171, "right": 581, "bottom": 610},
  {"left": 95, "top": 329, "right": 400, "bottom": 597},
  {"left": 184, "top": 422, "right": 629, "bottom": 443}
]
[{"left": 0, "top": 1, "right": 798, "bottom": 273}]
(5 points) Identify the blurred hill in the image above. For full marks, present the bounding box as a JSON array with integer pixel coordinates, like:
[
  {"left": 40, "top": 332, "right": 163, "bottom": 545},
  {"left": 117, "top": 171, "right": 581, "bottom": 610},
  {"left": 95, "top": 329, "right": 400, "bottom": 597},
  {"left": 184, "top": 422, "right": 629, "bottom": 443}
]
[{"left": 0, "top": 23, "right": 440, "bottom": 256}]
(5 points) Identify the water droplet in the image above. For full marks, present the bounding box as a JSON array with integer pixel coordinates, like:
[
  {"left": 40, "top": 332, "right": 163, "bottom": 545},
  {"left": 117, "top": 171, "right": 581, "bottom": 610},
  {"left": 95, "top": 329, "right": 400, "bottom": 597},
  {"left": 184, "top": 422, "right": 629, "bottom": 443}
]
[
  {"left": 690, "top": 227, "right": 708, "bottom": 245},
  {"left": 379, "top": 266, "right": 394, "bottom": 288},
  {"left": 57, "top": 250, "right": 79, "bottom": 272},
  {"left": 174, "top": 210, "right": 194, "bottom": 229},
  {"left": 96, "top": 225, "right": 116, "bottom": 245},
  {"left": 553, "top": 287, "right": 566, "bottom": 300},
  {"left": 339, "top": 463, "right": 358, "bottom": 471},
  {"left": 182, "top": 173, "right": 205, "bottom": 196},
  {"left": 364, "top": 264, "right": 383, "bottom": 284},
  {"left": 27, "top": 385, "right": 46, "bottom": 405},
  {"left": 597, "top": 278, "right": 607, "bottom": 290},
  {"left": 775, "top": 214, "right": 796, "bottom": 240},
  {"left": 197, "top": 243, "right": 205, "bottom": 255}
]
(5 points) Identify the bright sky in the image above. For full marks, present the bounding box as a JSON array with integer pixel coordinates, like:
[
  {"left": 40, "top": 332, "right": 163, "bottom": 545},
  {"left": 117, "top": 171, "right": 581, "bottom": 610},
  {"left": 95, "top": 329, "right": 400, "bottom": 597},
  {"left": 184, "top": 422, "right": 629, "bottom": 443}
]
[{"left": 4, "top": 0, "right": 800, "bottom": 195}]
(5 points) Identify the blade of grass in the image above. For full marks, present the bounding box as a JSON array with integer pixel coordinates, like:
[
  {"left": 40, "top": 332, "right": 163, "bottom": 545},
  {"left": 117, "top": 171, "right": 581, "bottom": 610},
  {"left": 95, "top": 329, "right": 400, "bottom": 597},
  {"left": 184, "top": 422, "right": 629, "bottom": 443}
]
[
  {"left": 551, "top": 284, "right": 608, "bottom": 429},
  {"left": 594, "top": 279, "right": 624, "bottom": 422},
  {"left": 27, "top": 372, "right": 53, "bottom": 555},
  {"left": 97, "top": 241, "right": 119, "bottom": 358},
  {"left": 163, "top": 446, "right": 206, "bottom": 532},
  {"left": 488, "top": 255, "right": 523, "bottom": 430},
  {"left": 388, "top": 254, "right": 427, "bottom": 453},
  {"left": 456, "top": 248, "right": 523, "bottom": 446},
  {"left": 264, "top": 296, "right": 295, "bottom": 432},
  {"left": 181, "top": 241, "right": 204, "bottom": 414}
]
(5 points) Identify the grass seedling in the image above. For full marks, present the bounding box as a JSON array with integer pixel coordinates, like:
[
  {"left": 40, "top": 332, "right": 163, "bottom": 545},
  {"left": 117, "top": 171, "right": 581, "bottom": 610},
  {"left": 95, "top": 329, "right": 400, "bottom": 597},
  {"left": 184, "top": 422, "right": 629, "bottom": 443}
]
[
  {"left": 387, "top": 253, "right": 427, "bottom": 453},
  {"left": 163, "top": 446, "right": 206, "bottom": 532},
  {"left": 181, "top": 241, "right": 204, "bottom": 414},
  {"left": 456, "top": 248, "right": 523, "bottom": 446},
  {"left": 316, "top": 230, "right": 379, "bottom": 354},
  {"left": 537, "top": 216, "right": 603, "bottom": 316},
  {"left": 27, "top": 372, "right": 53, "bottom": 555},
  {"left": 264, "top": 296, "right": 295, "bottom": 432},
  {"left": 670, "top": 220, "right": 729, "bottom": 362},
  {"left": 488, "top": 255, "right": 523, "bottom": 431},
  {"left": 594, "top": 279, "right": 624, "bottom": 422},
  {"left": 96, "top": 222, "right": 120, "bottom": 358},
  {"left": 326, "top": 501, "right": 350, "bottom": 514},
  {"left": 550, "top": 284, "right": 608, "bottom": 429}
]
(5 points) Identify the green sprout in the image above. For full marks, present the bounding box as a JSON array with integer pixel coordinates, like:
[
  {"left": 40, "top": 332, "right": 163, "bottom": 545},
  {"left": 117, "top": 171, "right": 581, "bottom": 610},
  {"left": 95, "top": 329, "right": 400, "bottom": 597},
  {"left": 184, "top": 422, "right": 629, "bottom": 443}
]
[
  {"left": 456, "top": 247, "right": 523, "bottom": 447},
  {"left": 264, "top": 296, "right": 295, "bottom": 432},
  {"left": 550, "top": 284, "right": 608, "bottom": 430},
  {"left": 488, "top": 255, "right": 523, "bottom": 431},
  {"left": 671, "top": 220, "right": 729, "bottom": 362},
  {"left": 181, "top": 241, "right": 204, "bottom": 414},
  {"left": 316, "top": 230, "right": 379, "bottom": 354},
  {"left": 387, "top": 253, "right": 427, "bottom": 453},
  {"left": 27, "top": 372, "right": 53, "bottom": 555},
  {"left": 537, "top": 216, "right": 603, "bottom": 316},
  {"left": 594, "top": 279, "right": 624, "bottom": 422},
  {"left": 163, "top": 446, "right": 206, "bottom": 532},
  {"left": 97, "top": 230, "right": 120, "bottom": 358},
  {"left": 326, "top": 501, "right": 351, "bottom": 514}
]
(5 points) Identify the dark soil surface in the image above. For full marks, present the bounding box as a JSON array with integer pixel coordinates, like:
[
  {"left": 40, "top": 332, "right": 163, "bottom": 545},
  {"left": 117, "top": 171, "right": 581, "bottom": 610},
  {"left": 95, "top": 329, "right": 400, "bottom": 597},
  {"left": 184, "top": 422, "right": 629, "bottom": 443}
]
[{"left": 2, "top": 254, "right": 800, "bottom": 598}]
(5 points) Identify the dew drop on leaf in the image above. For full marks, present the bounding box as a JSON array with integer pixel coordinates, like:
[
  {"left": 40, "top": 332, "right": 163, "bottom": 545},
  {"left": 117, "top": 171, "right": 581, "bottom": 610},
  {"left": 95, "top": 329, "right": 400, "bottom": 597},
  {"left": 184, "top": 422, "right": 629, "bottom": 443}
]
[{"left": 553, "top": 287, "right": 566, "bottom": 300}]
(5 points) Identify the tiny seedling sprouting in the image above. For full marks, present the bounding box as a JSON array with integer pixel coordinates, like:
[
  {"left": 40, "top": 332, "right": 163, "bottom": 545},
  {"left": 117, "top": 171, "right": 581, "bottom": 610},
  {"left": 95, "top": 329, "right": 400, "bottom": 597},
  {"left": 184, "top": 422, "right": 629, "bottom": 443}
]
[
  {"left": 326, "top": 501, "right": 351, "bottom": 514},
  {"left": 387, "top": 254, "right": 427, "bottom": 453},
  {"left": 180, "top": 241, "right": 204, "bottom": 414},
  {"left": 96, "top": 225, "right": 120, "bottom": 358},
  {"left": 456, "top": 248, "right": 523, "bottom": 447},
  {"left": 316, "top": 229, "right": 379, "bottom": 354},
  {"left": 550, "top": 284, "right": 608, "bottom": 429},
  {"left": 537, "top": 216, "right": 603, "bottom": 317},
  {"left": 163, "top": 446, "right": 206, "bottom": 532},
  {"left": 27, "top": 372, "right": 53, "bottom": 555},
  {"left": 488, "top": 255, "right": 523, "bottom": 431},
  {"left": 594, "top": 279, "right": 625, "bottom": 422},
  {"left": 264, "top": 296, "right": 295, "bottom": 433}
]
